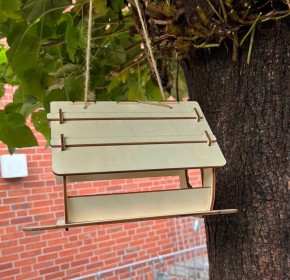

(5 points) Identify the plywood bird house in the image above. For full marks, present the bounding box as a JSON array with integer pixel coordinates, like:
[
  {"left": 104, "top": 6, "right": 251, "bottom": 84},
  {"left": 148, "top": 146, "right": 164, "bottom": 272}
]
[{"left": 24, "top": 101, "right": 237, "bottom": 231}]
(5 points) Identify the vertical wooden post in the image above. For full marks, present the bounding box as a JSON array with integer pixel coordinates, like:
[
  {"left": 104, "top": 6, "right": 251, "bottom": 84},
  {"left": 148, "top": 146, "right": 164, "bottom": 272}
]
[{"left": 63, "top": 175, "right": 69, "bottom": 231}]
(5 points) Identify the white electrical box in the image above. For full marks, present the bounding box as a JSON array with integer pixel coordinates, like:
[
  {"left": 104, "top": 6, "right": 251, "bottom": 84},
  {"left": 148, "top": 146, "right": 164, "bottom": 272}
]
[{"left": 0, "top": 154, "right": 28, "bottom": 178}]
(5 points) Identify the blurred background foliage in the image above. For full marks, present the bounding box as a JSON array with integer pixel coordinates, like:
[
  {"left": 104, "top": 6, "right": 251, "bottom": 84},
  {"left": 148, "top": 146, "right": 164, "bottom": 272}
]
[
  {"left": 0, "top": 0, "right": 188, "bottom": 150},
  {"left": 0, "top": 0, "right": 288, "bottom": 150}
]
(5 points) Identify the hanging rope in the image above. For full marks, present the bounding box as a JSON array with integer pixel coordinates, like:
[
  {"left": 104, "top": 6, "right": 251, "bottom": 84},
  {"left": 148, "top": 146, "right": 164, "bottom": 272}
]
[
  {"left": 84, "top": 0, "right": 94, "bottom": 109},
  {"left": 84, "top": 0, "right": 165, "bottom": 105},
  {"left": 133, "top": 0, "right": 165, "bottom": 100}
]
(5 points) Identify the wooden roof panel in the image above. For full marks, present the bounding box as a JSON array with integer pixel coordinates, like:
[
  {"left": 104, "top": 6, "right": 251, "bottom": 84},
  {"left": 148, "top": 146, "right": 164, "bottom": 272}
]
[{"left": 49, "top": 101, "right": 226, "bottom": 175}]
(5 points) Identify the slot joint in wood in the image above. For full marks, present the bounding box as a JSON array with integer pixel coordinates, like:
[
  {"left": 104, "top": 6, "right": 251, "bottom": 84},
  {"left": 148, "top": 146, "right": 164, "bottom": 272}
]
[
  {"left": 194, "top": 108, "right": 201, "bottom": 122},
  {"left": 204, "top": 130, "right": 212, "bottom": 146},
  {"left": 60, "top": 134, "right": 66, "bottom": 151},
  {"left": 59, "top": 109, "right": 64, "bottom": 124}
]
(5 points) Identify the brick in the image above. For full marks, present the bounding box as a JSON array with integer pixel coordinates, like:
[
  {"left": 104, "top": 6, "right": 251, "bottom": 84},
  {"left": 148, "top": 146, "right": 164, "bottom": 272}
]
[
  {"left": 34, "top": 213, "right": 54, "bottom": 221},
  {"left": 2, "top": 245, "right": 24, "bottom": 255},
  {"left": 0, "top": 191, "right": 7, "bottom": 197},
  {"left": 45, "top": 271, "right": 65, "bottom": 280},
  {"left": 43, "top": 245, "right": 63, "bottom": 254},
  {"left": 37, "top": 253, "right": 58, "bottom": 262},
  {"left": 20, "top": 264, "right": 32, "bottom": 275},
  {"left": 33, "top": 261, "right": 54, "bottom": 270},
  {"left": 25, "top": 241, "right": 46, "bottom": 250},
  {"left": 31, "top": 186, "right": 52, "bottom": 194},
  {"left": 55, "top": 256, "right": 74, "bottom": 265},
  {"left": 0, "top": 205, "right": 10, "bottom": 211},
  {"left": 0, "top": 184, "right": 9, "bottom": 190},
  {"left": 74, "top": 251, "right": 94, "bottom": 260},
  {"left": 63, "top": 240, "right": 82, "bottom": 249},
  {"left": 28, "top": 167, "right": 43, "bottom": 174},
  {"left": 20, "top": 249, "right": 41, "bottom": 259},
  {"left": 59, "top": 248, "right": 78, "bottom": 258},
  {"left": 4, "top": 196, "right": 25, "bottom": 204},
  {"left": 28, "top": 207, "right": 51, "bottom": 215},
  {"left": 98, "top": 240, "right": 115, "bottom": 248},
  {"left": 39, "top": 265, "right": 60, "bottom": 275},
  {"left": 26, "top": 194, "right": 48, "bottom": 201},
  {"left": 41, "top": 231, "right": 62, "bottom": 241},
  {"left": 70, "top": 259, "right": 88, "bottom": 268},
  {"left": 0, "top": 212, "right": 15, "bottom": 219},
  {"left": 0, "top": 268, "right": 21, "bottom": 278},
  {"left": 115, "top": 236, "right": 132, "bottom": 244},
  {"left": 0, "top": 240, "right": 18, "bottom": 250},
  {"left": 85, "top": 260, "right": 104, "bottom": 271},
  {"left": 33, "top": 200, "right": 53, "bottom": 207},
  {"left": 60, "top": 263, "right": 70, "bottom": 270},
  {"left": 19, "top": 235, "right": 41, "bottom": 245},
  {"left": 47, "top": 237, "right": 68, "bottom": 246},
  {"left": 25, "top": 181, "right": 46, "bottom": 188},
  {"left": 0, "top": 254, "right": 19, "bottom": 264},
  {"left": 0, "top": 263, "right": 13, "bottom": 271},
  {"left": 11, "top": 216, "right": 33, "bottom": 225},
  {"left": 16, "top": 271, "right": 38, "bottom": 280},
  {"left": 15, "top": 258, "right": 36, "bottom": 267},
  {"left": 11, "top": 203, "right": 30, "bottom": 210},
  {"left": 8, "top": 190, "right": 30, "bottom": 196}
]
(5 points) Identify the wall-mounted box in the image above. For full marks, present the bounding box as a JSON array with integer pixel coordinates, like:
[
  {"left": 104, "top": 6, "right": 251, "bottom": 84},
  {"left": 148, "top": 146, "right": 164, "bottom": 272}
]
[{"left": 0, "top": 154, "right": 28, "bottom": 178}]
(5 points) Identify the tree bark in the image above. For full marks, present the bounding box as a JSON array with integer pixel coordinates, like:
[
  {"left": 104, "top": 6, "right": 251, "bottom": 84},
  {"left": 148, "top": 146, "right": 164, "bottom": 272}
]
[{"left": 182, "top": 21, "right": 289, "bottom": 280}]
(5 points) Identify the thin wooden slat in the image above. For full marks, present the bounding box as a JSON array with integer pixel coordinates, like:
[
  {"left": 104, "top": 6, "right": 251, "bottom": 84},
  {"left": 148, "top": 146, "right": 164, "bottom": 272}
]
[
  {"left": 49, "top": 120, "right": 214, "bottom": 146},
  {"left": 66, "top": 188, "right": 212, "bottom": 224},
  {"left": 48, "top": 101, "right": 202, "bottom": 115},
  {"left": 51, "top": 143, "right": 226, "bottom": 175},
  {"left": 55, "top": 170, "right": 188, "bottom": 185}
]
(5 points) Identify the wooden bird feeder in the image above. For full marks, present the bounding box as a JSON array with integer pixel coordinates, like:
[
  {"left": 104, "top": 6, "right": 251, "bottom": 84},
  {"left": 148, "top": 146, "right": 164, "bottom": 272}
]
[{"left": 24, "top": 101, "right": 237, "bottom": 231}]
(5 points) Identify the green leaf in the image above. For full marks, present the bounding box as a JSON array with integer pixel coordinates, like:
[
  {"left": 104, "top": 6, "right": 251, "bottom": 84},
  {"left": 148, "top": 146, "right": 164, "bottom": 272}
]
[
  {"left": 65, "top": 74, "right": 84, "bottom": 101},
  {"left": 6, "top": 111, "right": 25, "bottom": 127},
  {"left": 8, "top": 147, "right": 16, "bottom": 155},
  {"left": 0, "top": 110, "right": 38, "bottom": 147},
  {"left": 49, "top": 63, "right": 78, "bottom": 78},
  {"left": 6, "top": 33, "right": 40, "bottom": 77},
  {"left": 128, "top": 83, "right": 145, "bottom": 101},
  {"left": 0, "top": 0, "right": 21, "bottom": 23},
  {"left": 0, "top": 44, "right": 7, "bottom": 64},
  {"left": 93, "top": 0, "right": 109, "bottom": 19},
  {"left": 105, "top": 43, "right": 126, "bottom": 66},
  {"left": 21, "top": 0, "right": 71, "bottom": 23},
  {"left": 65, "top": 15, "right": 79, "bottom": 62},
  {"left": 127, "top": 75, "right": 146, "bottom": 101},
  {"left": 5, "top": 94, "right": 41, "bottom": 118},
  {"left": 21, "top": 68, "right": 45, "bottom": 101},
  {"left": 43, "top": 88, "right": 68, "bottom": 113},
  {"left": 31, "top": 110, "right": 50, "bottom": 144},
  {"left": 145, "top": 79, "right": 163, "bottom": 102}
]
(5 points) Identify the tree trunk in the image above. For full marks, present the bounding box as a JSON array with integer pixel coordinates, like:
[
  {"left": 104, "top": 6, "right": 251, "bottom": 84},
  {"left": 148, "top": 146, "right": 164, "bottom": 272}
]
[{"left": 182, "top": 20, "right": 289, "bottom": 280}]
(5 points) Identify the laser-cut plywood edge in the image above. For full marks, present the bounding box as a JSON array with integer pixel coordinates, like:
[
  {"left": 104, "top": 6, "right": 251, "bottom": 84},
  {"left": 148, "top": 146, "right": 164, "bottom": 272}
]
[{"left": 23, "top": 209, "right": 238, "bottom": 232}]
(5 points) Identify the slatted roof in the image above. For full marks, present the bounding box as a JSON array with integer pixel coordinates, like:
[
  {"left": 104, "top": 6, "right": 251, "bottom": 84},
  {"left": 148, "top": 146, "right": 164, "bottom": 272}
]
[{"left": 47, "top": 101, "right": 226, "bottom": 176}]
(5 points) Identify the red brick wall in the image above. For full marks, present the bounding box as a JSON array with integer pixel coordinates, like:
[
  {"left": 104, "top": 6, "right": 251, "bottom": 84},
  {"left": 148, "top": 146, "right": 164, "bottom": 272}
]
[{"left": 0, "top": 86, "right": 206, "bottom": 280}]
